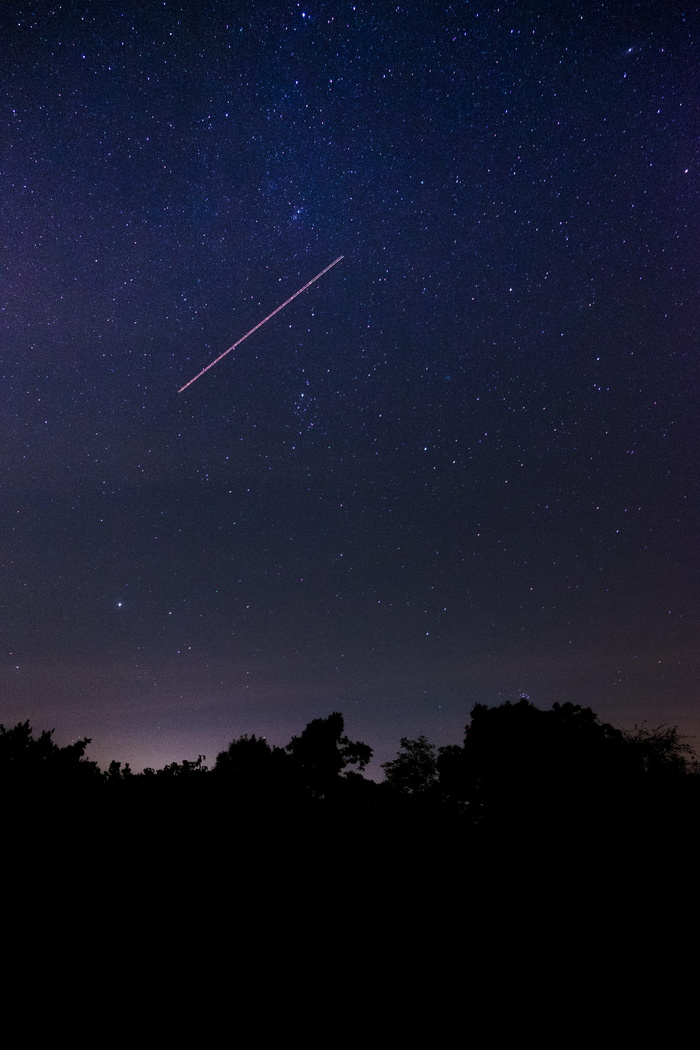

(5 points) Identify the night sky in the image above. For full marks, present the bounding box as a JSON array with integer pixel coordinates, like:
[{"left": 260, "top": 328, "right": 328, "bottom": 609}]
[{"left": 2, "top": 1, "right": 698, "bottom": 774}]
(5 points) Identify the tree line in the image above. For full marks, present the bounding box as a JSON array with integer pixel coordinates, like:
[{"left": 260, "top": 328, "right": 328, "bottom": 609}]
[{"left": 2, "top": 698, "right": 697, "bottom": 839}]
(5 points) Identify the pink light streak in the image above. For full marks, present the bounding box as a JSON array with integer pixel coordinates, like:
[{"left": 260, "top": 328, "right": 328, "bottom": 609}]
[{"left": 178, "top": 255, "right": 344, "bottom": 393}]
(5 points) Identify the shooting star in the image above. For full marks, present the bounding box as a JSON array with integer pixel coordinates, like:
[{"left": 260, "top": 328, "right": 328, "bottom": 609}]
[{"left": 178, "top": 255, "right": 344, "bottom": 393}]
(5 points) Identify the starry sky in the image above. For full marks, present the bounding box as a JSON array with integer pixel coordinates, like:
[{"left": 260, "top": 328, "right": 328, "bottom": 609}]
[{"left": 2, "top": 1, "right": 698, "bottom": 773}]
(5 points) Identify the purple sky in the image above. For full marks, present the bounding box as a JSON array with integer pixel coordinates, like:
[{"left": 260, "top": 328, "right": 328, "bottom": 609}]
[{"left": 2, "top": 1, "right": 698, "bottom": 773}]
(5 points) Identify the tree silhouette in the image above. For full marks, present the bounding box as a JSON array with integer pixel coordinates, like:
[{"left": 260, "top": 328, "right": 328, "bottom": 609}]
[
  {"left": 213, "top": 733, "right": 293, "bottom": 806},
  {"left": 0, "top": 720, "right": 100, "bottom": 791},
  {"left": 437, "top": 698, "right": 639, "bottom": 831},
  {"left": 3, "top": 705, "right": 695, "bottom": 856},
  {"left": 104, "top": 759, "right": 133, "bottom": 781},
  {"left": 215, "top": 734, "right": 273, "bottom": 776},
  {"left": 622, "top": 723, "right": 698, "bottom": 780},
  {"left": 382, "top": 736, "right": 439, "bottom": 795},
  {"left": 142, "top": 754, "right": 208, "bottom": 778},
  {"left": 286, "top": 712, "right": 372, "bottom": 798}
]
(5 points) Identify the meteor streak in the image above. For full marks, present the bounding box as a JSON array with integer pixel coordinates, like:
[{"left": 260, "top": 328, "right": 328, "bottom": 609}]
[{"left": 178, "top": 255, "right": 344, "bottom": 393}]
